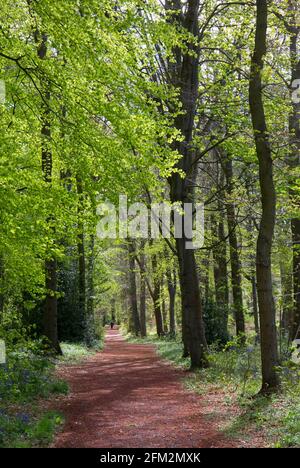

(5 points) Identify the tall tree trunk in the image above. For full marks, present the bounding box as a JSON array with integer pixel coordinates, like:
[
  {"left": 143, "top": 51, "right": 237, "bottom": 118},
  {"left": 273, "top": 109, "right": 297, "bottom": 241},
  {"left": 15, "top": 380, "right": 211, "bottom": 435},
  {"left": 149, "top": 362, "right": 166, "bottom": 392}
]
[
  {"left": 280, "top": 262, "right": 293, "bottom": 339},
  {"left": 249, "top": 0, "right": 280, "bottom": 393},
  {"left": 166, "top": 268, "right": 176, "bottom": 337},
  {"left": 251, "top": 274, "right": 260, "bottom": 343},
  {"left": 161, "top": 279, "right": 168, "bottom": 333},
  {"left": 288, "top": 2, "right": 300, "bottom": 341},
  {"left": 211, "top": 165, "right": 229, "bottom": 337},
  {"left": 212, "top": 214, "right": 229, "bottom": 339},
  {"left": 139, "top": 248, "right": 147, "bottom": 337},
  {"left": 128, "top": 241, "right": 141, "bottom": 336},
  {"left": 176, "top": 238, "right": 208, "bottom": 367},
  {"left": 38, "top": 33, "right": 61, "bottom": 355},
  {"left": 151, "top": 253, "right": 164, "bottom": 336},
  {"left": 76, "top": 176, "right": 86, "bottom": 341},
  {"left": 111, "top": 298, "right": 116, "bottom": 322},
  {"left": 166, "top": 0, "right": 208, "bottom": 368},
  {"left": 223, "top": 157, "right": 245, "bottom": 340},
  {"left": 87, "top": 234, "right": 95, "bottom": 317}
]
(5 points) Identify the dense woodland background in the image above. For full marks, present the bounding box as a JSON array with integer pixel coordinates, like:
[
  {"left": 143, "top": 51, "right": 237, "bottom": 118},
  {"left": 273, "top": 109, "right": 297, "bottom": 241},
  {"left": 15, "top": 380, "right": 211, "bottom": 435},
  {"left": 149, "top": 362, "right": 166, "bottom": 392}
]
[{"left": 1, "top": 0, "right": 300, "bottom": 433}]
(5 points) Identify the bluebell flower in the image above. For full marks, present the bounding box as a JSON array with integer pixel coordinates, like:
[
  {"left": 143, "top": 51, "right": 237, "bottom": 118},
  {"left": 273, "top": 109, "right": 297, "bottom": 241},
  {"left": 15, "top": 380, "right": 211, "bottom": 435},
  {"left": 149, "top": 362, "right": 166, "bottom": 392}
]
[{"left": 16, "top": 413, "right": 30, "bottom": 424}]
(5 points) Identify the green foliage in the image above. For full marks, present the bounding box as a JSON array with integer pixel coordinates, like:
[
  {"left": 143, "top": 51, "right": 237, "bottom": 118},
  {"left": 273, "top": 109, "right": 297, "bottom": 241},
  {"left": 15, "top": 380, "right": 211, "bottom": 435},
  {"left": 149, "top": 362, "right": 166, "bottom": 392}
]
[
  {"left": 140, "top": 332, "right": 300, "bottom": 447},
  {"left": 0, "top": 409, "right": 64, "bottom": 448},
  {"left": 0, "top": 0, "right": 300, "bottom": 449},
  {"left": 0, "top": 0, "right": 179, "bottom": 351},
  {"left": 57, "top": 254, "right": 85, "bottom": 343},
  {"left": 275, "top": 405, "right": 300, "bottom": 448},
  {"left": 0, "top": 352, "right": 67, "bottom": 402},
  {"left": 203, "top": 300, "right": 230, "bottom": 347},
  {"left": 27, "top": 412, "right": 64, "bottom": 447}
]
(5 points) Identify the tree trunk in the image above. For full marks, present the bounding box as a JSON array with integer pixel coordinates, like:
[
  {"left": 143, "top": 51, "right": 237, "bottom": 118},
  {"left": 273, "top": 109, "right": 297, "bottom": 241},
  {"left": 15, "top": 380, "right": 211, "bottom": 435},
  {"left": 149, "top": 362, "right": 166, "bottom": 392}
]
[
  {"left": 161, "top": 279, "right": 168, "bottom": 333},
  {"left": 139, "top": 249, "right": 147, "bottom": 337},
  {"left": 128, "top": 241, "right": 141, "bottom": 336},
  {"left": 211, "top": 164, "right": 229, "bottom": 337},
  {"left": 151, "top": 254, "right": 164, "bottom": 336},
  {"left": 249, "top": 0, "right": 280, "bottom": 393},
  {"left": 176, "top": 237, "right": 208, "bottom": 367},
  {"left": 87, "top": 235, "right": 95, "bottom": 317},
  {"left": 166, "top": 0, "right": 208, "bottom": 368},
  {"left": 251, "top": 274, "right": 260, "bottom": 343},
  {"left": 223, "top": 157, "right": 245, "bottom": 340},
  {"left": 111, "top": 298, "right": 116, "bottom": 322},
  {"left": 38, "top": 33, "right": 61, "bottom": 355},
  {"left": 167, "top": 268, "right": 176, "bottom": 337},
  {"left": 43, "top": 259, "right": 61, "bottom": 353},
  {"left": 76, "top": 176, "right": 86, "bottom": 341},
  {"left": 279, "top": 262, "right": 293, "bottom": 339},
  {"left": 288, "top": 2, "right": 300, "bottom": 340}
]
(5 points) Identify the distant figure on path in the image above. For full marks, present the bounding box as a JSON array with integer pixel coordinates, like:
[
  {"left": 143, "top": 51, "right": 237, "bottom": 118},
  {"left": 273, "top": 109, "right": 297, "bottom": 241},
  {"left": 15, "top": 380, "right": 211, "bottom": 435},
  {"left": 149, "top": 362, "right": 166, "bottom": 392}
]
[{"left": 110, "top": 321, "right": 114, "bottom": 330}]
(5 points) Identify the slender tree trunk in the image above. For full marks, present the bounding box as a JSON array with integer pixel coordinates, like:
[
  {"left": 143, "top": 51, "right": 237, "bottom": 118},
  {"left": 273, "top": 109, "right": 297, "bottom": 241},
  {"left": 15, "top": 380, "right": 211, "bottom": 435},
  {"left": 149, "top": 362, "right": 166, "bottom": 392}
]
[
  {"left": 87, "top": 235, "right": 95, "bottom": 317},
  {"left": 201, "top": 256, "right": 210, "bottom": 303},
  {"left": 38, "top": 33, "right": 61, "bottom": 355},
  {"left": 128, "top": 241, "right": 141, "bottom": 336},
  {"left": 167, "top": 268, "right": 176, "bottom": 337},
  {"left": 161, "top": 279, "right": 168, "bottom": 333},
  {"left": 211, "top": 165, "right": 229, "bottom": 336},
  {"left": 111, "top": 298, "right": 116, "bottom": 322},
  {"left": 167, "top": 0, "right": 208, "bottom": 368},
  {"left": 139, "top": 249, "right": 147, "bottom": 337},
  {"left": 288, "top": 2, "right": 300, "bottom": 340},
  {"left": 251, "top": 274, "right": 260, "bottom": 343},
  {"left": 151, "top": 254, "right": 164, "bottom": 336},
  {"left": 280, "top": 262, "right": 293, "bottom": 338},
  {"left": 223, "top": 157, "right": 245, "bottom": 340},
  {"left": 249, "top": 0, "right": 280, "bottom": 393},
  {"left": 76, "top": 176, "right": 86, "bottom": 341},
  {"left": 212, "top": 216, "right": 229, "bottom": 338}
]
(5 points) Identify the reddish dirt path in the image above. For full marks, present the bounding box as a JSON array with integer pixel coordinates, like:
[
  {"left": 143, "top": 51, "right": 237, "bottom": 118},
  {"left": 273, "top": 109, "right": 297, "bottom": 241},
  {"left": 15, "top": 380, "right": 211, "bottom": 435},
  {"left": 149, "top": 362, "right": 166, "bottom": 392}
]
[{"left": 52, "top": 330, "right": 238, "bottom": 448}]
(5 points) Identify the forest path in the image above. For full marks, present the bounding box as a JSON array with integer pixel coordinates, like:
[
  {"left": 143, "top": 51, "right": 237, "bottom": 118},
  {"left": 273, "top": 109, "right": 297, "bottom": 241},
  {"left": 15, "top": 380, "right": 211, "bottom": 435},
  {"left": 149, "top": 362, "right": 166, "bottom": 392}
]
[{"left": 52, "top": 329, "right": 238, "bottom": 448}]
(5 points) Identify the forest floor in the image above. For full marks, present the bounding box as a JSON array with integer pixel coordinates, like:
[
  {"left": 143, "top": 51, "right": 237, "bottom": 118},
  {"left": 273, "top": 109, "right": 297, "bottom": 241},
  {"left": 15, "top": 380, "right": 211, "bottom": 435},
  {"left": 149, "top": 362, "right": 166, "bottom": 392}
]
[{"left": 50, "top": 329, "right": 264, "bottom": 448}]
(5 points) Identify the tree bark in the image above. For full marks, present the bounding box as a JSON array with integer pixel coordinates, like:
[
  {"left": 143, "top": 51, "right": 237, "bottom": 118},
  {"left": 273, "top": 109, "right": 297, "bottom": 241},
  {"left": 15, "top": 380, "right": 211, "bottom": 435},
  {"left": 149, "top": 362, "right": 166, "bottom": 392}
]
[
  {"left": 166, "top": 0, "right": 208, "bottom": 368},
  {"left": 288, "top": 2, "right": 300, "bottom": 340},
  {"left": 151, "top": 253, "right": 164, "bottom": 336},
  {"left": 38, "top": 33, "right": 61, "bottom": 354},
  {"left": 280, "top": 262, "right": 293, "bottom": 338},
  {"left": 251, "top": 274, "right": 260, "bottom": 343},
  {"left": 161, "top": 279, "right": 168, "bottom": 333},
  {"left": 211, "top": 166, "right": 229, "bottom": 336},
  {"left": 166, "top": 267, "right": 176, "bottom": 337},
  {"left": 128, "top": 241, "right": 141, "bottom": 336},
  {"left": 139, "top": 248, "right": 147, "bottom": 337},
  {"left": 87, "top": 234, "right": 95, "bottom": 317},
  {"left": 249, "top": 0, "right": 280, "bottom": 393},
  {"left": 76, "top": 176, "right": 86, "bottom": 341},
  {"left": 223, "top": 157, "right": 245, "bottom": 340}
]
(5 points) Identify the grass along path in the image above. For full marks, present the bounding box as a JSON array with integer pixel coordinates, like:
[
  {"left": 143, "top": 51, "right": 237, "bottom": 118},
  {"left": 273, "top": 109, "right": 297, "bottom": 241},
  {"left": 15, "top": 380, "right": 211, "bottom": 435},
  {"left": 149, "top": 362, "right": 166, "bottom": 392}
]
[{"left": 127, "top": 333, "right": 300, "bottom": 448}]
